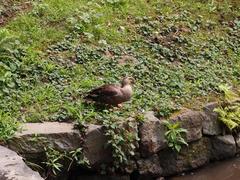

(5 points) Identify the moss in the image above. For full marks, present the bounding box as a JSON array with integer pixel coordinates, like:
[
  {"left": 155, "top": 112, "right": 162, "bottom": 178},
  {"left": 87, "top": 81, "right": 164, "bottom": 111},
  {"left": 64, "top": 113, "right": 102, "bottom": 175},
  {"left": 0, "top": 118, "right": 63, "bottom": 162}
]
[{"left": 184, "top": 138, "right": 211, "bottom": 164}]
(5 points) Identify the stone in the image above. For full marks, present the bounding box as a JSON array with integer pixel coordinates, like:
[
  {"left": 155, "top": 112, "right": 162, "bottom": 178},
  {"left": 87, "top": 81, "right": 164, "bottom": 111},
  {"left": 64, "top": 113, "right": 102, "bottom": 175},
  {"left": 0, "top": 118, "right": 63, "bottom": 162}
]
[
  {"left": 234, "top": 132, "right": 240, "bottom": 153},
  {"left": 159, "top": 138, "right": 211, "bottom": 176},
  {"left": 136, "top": 175, "right": 155, "bottom": 180},
  {"left": 139, "top": 111, "right": 167, "bottom": 157},
  {"left": 156, "top": 177, "right": 165, "bottom": 180},
  {"left": 83, "top": 124, "right": 112, "bottom": 167},
  {"left": 137, "top": 154, "right": 163, "bottom": 177},
  {"left": 7, "top": 122, "right": 82, "bottom": 162},
  {"left": 202, "top": 102, "right": 222, "bottom": 135},
  {"left": 124, "top": 160, "right": 138, "bottom": 174},
  {"left": 75, "top": 175, "right": 130, "bottom": 180},
  {"left": 0, "top": 145, "right": 43, "bottom": 180},
  {"left": 211, "top": 135, "right": 236, "bottom": 160},
  {"left": 170, "top": 110, "right": 203, "bottom": 142}
]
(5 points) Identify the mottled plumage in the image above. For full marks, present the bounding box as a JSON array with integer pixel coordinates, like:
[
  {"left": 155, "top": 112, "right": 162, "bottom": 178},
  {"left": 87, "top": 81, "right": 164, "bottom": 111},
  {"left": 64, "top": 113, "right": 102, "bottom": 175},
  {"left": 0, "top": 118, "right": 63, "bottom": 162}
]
[{"left": 85, "top": 77, "right": 135, "bottom": 107}]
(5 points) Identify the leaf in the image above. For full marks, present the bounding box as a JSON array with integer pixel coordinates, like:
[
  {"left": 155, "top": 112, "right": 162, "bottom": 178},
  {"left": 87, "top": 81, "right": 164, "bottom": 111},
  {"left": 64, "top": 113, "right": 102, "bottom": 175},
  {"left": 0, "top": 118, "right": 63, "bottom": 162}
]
[
  {"left": 178, "top": 137, "right": 188, "bottom": 146},
  {"left": 165, "top": 131, "right": 171, "bottom": 136},
  {"left": 172, "top": 123, "right": 180, "bottom": 129},
  {"left": 178, "top": 128, "right": 188, "bottom": 134},
  {"left": 219, "top": 84, "right": 238, "bottom": 101},
  {"left": 163, "top": 120, "right": 188, "bottom": 153},
  {"left": 214, "top": 105, "right": 240, "bottom": 130},
  {"left": 129, "top": 151, "right": 135, "bottom": 156},
  {"left": 175, "top": 144, "right": 181, "bottom": 152},
  {"left": 7, "top": 81, "right": 15, "bottom": 88}
]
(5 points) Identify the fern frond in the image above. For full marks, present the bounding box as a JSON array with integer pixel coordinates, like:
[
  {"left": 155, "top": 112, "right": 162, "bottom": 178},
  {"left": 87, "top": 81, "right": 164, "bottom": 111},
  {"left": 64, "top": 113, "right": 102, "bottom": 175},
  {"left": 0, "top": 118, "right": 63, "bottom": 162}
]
[
  {"left": 219, "top": 84, "right": 238, "bottom": 101},
  {"left": 214, "top": 103, "right": 240, "bottom": 131}
]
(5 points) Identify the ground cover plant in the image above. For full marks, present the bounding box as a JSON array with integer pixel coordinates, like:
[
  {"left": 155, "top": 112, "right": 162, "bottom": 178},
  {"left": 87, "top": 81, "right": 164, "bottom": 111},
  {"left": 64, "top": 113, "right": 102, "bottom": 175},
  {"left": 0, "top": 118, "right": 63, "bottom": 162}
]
[
  {"left": 0, "top": 0, "right": 239, "bottom": 144},
  {"left": 163, "top": 120, "right": 188, "bottom": 152},
  {"left": 214, "top": 85, "right": 240, "bottom": 131}
]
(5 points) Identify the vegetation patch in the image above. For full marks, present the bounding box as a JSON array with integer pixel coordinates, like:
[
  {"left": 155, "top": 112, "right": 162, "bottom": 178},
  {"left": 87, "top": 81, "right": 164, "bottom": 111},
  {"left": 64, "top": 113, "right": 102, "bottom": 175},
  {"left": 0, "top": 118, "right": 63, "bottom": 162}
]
[
  {"left": 163, "top": 120, "right": 188, "bottom": 152},
  {"left": 214, "top": 85, "right": 240, "bottom": 131},
  {"left": 0, "top": 0, "right": 31, "bottom": 26},
  {"left": 102, "top": 113, "right": 139, "bottom": 171},
  {"left": 0, "top": 0, "right": 239, "bottom": 141},
  {"left": 0, "top": 110, "right": 19, "bottom": 141},
  {"left": 43, "top": 146, "right": 89, "bottom": 178}
]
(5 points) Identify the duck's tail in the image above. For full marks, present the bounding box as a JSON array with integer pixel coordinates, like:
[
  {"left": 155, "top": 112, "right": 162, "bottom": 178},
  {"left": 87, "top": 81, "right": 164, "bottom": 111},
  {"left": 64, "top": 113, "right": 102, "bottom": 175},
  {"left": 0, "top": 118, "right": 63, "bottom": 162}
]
[{"left": 83, "top": 93, "right": 99, "bottom": 104}]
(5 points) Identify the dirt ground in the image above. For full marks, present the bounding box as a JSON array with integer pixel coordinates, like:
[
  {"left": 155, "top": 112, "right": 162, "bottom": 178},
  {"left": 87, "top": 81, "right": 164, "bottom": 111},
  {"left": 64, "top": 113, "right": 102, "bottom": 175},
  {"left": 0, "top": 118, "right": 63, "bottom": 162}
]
[{"left": 0, "top": 0, "right": 31, "bottom": 26}]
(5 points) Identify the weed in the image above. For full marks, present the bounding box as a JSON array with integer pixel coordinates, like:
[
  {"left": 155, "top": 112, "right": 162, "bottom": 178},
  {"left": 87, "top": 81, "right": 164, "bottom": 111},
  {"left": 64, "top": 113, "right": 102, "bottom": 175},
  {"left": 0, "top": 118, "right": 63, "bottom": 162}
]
[
  {"left": 163, "top": 120, "right": 188, "bottom": 152},
  {"left": 44, "top": 147, "right": 64, "bottom": 176},
  {"left": 215, "top": 103, "right": 240, "bottom": 131},
  {"left": 102, "top": 112, "right": 139, "bottom": 170},
  {"left": 43, "top": 146, "right": 89, "bottom": 177},
  {"left": 214, "top": 85, "right": 240, "bottom": 131},
  {"left": 0, "top": 111, "right": 19, "bottom": 141},
  {"left": 68, "top": 147, "right": 89, "bottom": 170},
  {"left": 0, "top": 29, "right": 23, "bottom": 97},
  {"left": 218, "top": 84, "right": 239, "bottom": 102},
  {"left": 0, "top": 0, "right": 240, "bottom": 139}
]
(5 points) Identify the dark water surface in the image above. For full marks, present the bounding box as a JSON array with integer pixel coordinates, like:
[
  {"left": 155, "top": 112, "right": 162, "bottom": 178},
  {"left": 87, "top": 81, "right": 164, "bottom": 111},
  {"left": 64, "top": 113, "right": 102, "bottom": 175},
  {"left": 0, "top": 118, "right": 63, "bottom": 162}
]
[{"left": 170, "top": 158, "right": 240, "bottom": 180}]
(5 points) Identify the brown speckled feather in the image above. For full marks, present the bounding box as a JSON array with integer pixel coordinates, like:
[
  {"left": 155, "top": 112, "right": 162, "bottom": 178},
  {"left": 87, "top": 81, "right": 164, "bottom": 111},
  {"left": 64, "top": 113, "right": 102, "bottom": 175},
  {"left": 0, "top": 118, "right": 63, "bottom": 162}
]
[
  {"left": 84, "top": 77, "right": 134, "bottom": 106},
  {"left": 85, "top": 84, "right": 121, "bottom": 105}
]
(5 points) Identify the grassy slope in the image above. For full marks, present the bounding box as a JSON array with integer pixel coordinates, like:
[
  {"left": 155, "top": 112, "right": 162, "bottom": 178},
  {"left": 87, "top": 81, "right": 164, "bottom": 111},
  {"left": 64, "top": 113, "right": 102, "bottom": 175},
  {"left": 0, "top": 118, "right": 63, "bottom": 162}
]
[{"left": 0, "top": 0, "right": 239, "bottom": 139}]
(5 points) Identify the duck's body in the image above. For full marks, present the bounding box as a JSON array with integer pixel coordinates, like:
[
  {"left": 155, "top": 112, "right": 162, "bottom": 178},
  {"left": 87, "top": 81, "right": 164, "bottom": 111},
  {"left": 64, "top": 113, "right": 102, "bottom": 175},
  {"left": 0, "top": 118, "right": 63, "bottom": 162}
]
[{"left": 85, "top": 77, "right": 134, "bottom": 107}]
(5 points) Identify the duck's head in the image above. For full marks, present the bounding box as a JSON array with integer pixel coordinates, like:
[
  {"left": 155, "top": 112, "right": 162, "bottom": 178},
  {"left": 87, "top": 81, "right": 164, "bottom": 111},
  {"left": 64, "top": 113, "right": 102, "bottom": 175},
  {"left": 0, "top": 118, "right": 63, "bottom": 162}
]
[{"left": 121, "top": 77, "right": 135, "bottom": 87}]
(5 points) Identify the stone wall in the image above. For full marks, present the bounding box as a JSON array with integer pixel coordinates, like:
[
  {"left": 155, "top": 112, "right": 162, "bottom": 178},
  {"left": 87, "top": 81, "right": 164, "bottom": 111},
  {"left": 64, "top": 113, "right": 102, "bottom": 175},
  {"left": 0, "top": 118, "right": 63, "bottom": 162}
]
[
  {"left": 0, "top": 145, "right": 43, "bottom": 180},
  {"left": 3, "top": 102, "right": 240, "bottom": 180}
]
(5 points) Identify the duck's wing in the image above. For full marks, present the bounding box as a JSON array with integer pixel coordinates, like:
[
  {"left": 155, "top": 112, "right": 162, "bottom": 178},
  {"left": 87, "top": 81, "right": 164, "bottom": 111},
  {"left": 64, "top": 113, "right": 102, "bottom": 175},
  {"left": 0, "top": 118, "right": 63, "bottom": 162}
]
[{"left": 85, "top": 84, "right": 120, "bottom": 100}]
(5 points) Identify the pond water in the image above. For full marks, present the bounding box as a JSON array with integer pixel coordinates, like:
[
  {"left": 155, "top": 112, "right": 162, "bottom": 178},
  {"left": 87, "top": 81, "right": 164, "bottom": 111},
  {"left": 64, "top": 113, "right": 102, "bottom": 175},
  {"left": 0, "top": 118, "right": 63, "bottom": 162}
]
[{"left": 169, "top": 157, "right": 240, "bottom": 180}]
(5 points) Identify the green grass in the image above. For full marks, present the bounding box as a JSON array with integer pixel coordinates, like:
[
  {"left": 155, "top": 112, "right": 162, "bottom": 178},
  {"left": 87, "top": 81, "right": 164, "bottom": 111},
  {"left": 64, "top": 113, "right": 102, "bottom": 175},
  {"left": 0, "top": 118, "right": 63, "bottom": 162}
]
[
  {"left": 0, "top": 110, "right": 19, "bottom": 141},
  {"left": 0, "top": 0, "right": 239, "bottom": 139}
]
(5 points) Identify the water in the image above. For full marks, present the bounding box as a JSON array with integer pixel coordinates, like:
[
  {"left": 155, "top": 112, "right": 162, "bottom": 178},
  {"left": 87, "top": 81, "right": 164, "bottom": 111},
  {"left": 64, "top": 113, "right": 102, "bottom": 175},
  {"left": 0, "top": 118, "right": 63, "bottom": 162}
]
[{"left": 170, "top": 158, "right": 240, "bottom": 180}]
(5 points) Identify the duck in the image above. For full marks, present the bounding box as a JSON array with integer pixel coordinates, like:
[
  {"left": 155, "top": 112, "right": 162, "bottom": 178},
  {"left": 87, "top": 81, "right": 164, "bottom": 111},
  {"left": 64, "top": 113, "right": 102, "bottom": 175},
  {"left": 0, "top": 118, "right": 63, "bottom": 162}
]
[{"left": 84, "top": 77, "right": 135, "bottom": 107}]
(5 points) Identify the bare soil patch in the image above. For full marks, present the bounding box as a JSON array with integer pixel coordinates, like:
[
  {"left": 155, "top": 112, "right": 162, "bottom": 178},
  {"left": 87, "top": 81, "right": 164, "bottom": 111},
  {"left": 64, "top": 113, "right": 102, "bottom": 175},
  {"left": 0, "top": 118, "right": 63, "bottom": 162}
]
[{"left": 0, "top": 0, "right": 31, "bottom": 26}]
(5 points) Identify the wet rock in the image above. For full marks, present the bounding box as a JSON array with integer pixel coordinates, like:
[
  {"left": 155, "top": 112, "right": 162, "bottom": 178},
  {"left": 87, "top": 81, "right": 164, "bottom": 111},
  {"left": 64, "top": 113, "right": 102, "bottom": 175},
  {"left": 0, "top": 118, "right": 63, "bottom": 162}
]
[
  {"left": 7, "top": 122, "right": 82, "bottom": 162},
  {"left": 170, "top": 110, "right": 203, "bottom": 142},
  {"left": 83, "top": 124, "right": 112, "bottom": 167},
  {"left": 139, "top": 111, "right": 167, "bottom": 157},
  {"left": 75, "top": 175, "right": 130, "bottom": 180},
  {"left": 156, "top": 177, "right": 165, "bottom": 180},
  {"left": 124, "top": 160, "right": 138, "bottom": 174},
  {"left": 137, "top": 154, "right": 163, "bottom": 177},
  {"left": 159, "top": 138, "right": 211, "bottom": 176},
  {"left": 234, "top": 132, "right": 240, "bottom": 153},
  {"left": 136, "top": 175, "right": 155, "bottom": 180},
  {"left": 202, "top": 102, "right": 222, "bottom": 136},
  {"left": 0, "top": 145, "right": 43, "bottom": 180},
  {"left": 211, "top": 135, "right": 236, "bottom": 160}
]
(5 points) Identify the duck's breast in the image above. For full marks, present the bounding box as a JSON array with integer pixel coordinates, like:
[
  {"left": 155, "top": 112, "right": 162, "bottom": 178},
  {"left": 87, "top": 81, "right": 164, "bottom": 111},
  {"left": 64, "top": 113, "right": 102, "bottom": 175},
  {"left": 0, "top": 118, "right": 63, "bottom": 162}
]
[{"left": 120, "top": 85, "right": 133, "bottom": 102}]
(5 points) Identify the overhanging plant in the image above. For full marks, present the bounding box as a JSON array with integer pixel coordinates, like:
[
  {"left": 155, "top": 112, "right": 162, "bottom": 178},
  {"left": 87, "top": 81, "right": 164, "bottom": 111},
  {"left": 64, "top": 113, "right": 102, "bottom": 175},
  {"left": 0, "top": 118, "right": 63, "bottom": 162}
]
[{"left": 214, "top": 84, "right": 240, "bottom": 131}]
